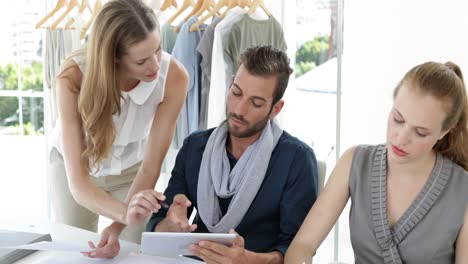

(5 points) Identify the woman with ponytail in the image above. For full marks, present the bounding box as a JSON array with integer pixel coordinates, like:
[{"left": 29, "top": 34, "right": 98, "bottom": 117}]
[
  {"left": 286, "top": 61, "right": 468, "bottom": 263},
  {"left": 50, "top": 0, "right": 188, "bottom": 258}
]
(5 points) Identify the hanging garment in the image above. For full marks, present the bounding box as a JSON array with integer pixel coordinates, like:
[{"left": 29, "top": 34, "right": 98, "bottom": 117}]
[
  {"left": 196, "top": 16, "right": 222, "bottom": 130},
  {"left": 160, "top": 23, "right": 179, "bottom": 54},
  {"left": 45, "top": 29, "right": 82, "bottom": 135},
  {"left": 171, "top": 16, "right": 207, "bottom": 148},
  {"left": 45, "top": 29, "right": 81, "bottom": 89},
  {"left": 224, "top": 13, "right": 287, "bottom": 74},
  {"left": 206, "top": 7, "right": 246, "bottom": 129},
  {"left": 207, "top": 8, "right": 275, "bottom": 128}
]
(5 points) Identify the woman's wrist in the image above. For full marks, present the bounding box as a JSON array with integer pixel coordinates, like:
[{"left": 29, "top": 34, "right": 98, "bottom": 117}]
[
  {"left": 115, "top": 202, "right": 129, "bottom": 225},
  {"left": 109, "top": 221, "right": 126, "bottom": 234}
]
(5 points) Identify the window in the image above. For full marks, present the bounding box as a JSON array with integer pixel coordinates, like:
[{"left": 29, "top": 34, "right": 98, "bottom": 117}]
[
  {"left": 0, "top": 0, "right": 47, "bottom": 221},
  {"left": 279, "top": 0, "right": 341, "bottom": 261},
  {"left": 0, "top": 1, "right": 44, "bottom": 136}
]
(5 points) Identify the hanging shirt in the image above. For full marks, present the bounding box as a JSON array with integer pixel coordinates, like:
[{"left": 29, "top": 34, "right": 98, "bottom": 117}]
[
  {"left": 46, "top": 28, "right": 82, "bottom": 150},
  {"left": 51, "top": 52, "right": 172, "bottom": 177},
  {"left": 160, "top": 23, "right": 178, "bottom": 54},
  {"left": 224, "top": 13, "right": 287, "bottom": 73},
  {"left": 196, "top": 16, "right": 222, "bottom": 129},
  {"left": 207, "top": 8, "right": 269, "bottom": 128},
  {"left": 171, "top": 16, "right": 206, "bottom": 148},
  {"left": 207, "top": 8, "right": 246, "bottom": 129}
]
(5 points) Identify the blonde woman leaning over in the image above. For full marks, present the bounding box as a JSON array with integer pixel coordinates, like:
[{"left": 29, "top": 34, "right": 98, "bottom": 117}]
[
  {"left": 49, "top": 0, "right": 188, "bottom": 258},
  {"left": 285, "top": 62, "right": 468, "bottom": 264}
]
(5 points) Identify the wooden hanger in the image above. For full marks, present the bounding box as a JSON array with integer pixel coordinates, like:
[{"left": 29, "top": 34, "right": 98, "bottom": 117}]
[
  {"left": 35, "top": 0, "right": 68, "bottom": 29},
  {"left": 174, "top": 0, "right": 201, "bottom": 32},
  {"left": 78, "top": 0, "right": 93, "bottom": 12},
  {"left": 193, "top": 0, "right": 216, "bottom": 19},
  {"left": 50, "top": 0, "right": 79, "bottom": 29},
  {"left": 165, "top": 0, "right": 196, "bottom": 26},
  {"left": 189, "top": 0, "right": 227, "bottom": 32},
  {"left": 64, "top": 0, "right": 93, "bottom": 29},
  {"left": 182, "top": 0, "right": 204, "bottom": 20},
  {"left": 173, "top": 0, "right": 206, "bottom": 32},
  {"left": 80, "top": 0, "right": 103, "bottom": 39},
  {"left": 174, "top": 0, "right": 215, "bottom": 32},
  {"left": 219, "top": 0, "right": 241, "bottom": 18},
  {"left": 239, "top": 0, "right": 250, "bottom": 8},
  {"left": 248, "top": 0, "right": 271, "bottom": 16},
  {"left": 227, "top": 0, "right": 241, "bottom": 9},
  {"left": 160, "top": 0, "right": 178, "bottom": 11},
  {"left": 247, "top": 0, "right": 271, "bottom": 16}
]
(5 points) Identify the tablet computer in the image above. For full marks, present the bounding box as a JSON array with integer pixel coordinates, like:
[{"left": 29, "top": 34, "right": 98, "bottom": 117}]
[{"left": 140, "top": 232, "right": 236, "bottom": 257}]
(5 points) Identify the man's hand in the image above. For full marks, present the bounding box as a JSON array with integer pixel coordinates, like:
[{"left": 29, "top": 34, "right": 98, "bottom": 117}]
[
  {"left": 189, "top": 229, "right": 249, "bottom": 264},
  {"left": 82, "top": 223, "right": 123, "bottom": 258},
  {"left": 155, "top": 194, "right": 197, "bottom": 232},
  {"left": 126, "top": 189, "right": 166, "bottom": 225}
]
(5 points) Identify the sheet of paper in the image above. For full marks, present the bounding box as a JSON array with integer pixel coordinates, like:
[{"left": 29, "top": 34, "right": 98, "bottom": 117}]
[
  {"left": 3, "top": 240, "right": 91, "bottom": 253},
  {"left": 117, "top": 253, "right": 204, "bottom": 264},
  {"left": 25, "top": 251, "right": 123, "bottom": 264}
]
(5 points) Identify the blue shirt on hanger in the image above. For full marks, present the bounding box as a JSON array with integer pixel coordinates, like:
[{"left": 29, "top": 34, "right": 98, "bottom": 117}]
[{"left": 171, "top": 17, "right": 207, "bottom": 147}]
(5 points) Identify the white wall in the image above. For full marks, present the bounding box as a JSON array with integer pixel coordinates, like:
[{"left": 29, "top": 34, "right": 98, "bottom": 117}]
[
  {"left": 0, "top": 136, "right": 48, "bottom": 221},
  {"left": 341, "top": 0, "right": 468, "bottom": 150},
  {"left": 337, "top": 0, "right": 468, "bottom": 262}
]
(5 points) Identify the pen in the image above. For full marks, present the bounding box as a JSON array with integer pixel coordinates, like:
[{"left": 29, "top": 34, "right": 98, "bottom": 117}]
[{"left": 159, "top": 200, "right": 169, "bottom": 209}]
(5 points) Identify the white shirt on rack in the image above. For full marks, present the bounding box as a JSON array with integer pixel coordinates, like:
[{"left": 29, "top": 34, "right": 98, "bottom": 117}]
[{"left": 207, "top": 7, "right": 267, "bottom": 128}]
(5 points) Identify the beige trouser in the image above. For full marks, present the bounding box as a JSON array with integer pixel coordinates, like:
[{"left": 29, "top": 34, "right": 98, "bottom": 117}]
[{"left": 48, "top": 148, "right": 146, "bottom": 244}]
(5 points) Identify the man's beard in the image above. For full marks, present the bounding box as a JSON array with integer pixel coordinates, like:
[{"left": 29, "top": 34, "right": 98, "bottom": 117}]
[{"left": 227, "top": 111, "right": 271, "bottom": 138}]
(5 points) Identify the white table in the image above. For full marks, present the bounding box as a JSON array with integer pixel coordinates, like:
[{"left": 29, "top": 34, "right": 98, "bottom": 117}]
[{"left": 0, "top": 219, "right": 202, "bottom": 263}]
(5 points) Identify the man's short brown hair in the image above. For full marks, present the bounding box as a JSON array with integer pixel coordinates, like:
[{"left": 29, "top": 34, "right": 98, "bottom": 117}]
[{"left": 239, "top": 45, "right": 293, "bottom": 106}]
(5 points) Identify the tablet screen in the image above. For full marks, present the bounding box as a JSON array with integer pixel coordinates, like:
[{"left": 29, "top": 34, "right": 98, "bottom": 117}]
[{"left": 140, "top": 232, "right": 236, "bottom": 257}]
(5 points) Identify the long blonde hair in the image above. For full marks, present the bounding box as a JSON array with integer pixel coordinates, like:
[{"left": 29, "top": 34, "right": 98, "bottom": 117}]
[
  {"left": 60, "top": 0, "right": 159, "bottom": 172},
  {"left": 394, "top": 61, "right": 468, "bottom": 170}
]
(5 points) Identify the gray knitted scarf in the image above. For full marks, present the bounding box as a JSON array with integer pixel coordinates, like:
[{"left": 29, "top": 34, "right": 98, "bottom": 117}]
[{"left": 197, "top": 120, "right": 283, "bottom": 233}]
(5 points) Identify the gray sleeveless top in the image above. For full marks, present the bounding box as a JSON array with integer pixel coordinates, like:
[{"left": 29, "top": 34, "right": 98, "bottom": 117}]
[{"left": 349, "top": 144, "right": 468, "bottom": 264}]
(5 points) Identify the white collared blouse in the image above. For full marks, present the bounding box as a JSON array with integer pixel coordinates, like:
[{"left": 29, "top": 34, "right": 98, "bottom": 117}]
[{"left": 51, "top": 51, "right": 171, "bottom": 177}]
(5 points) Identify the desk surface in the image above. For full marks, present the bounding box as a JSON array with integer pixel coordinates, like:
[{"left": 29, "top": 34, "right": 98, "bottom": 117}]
[{"left": 0, "top": 219, "right": 202, "bottom": 263}]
